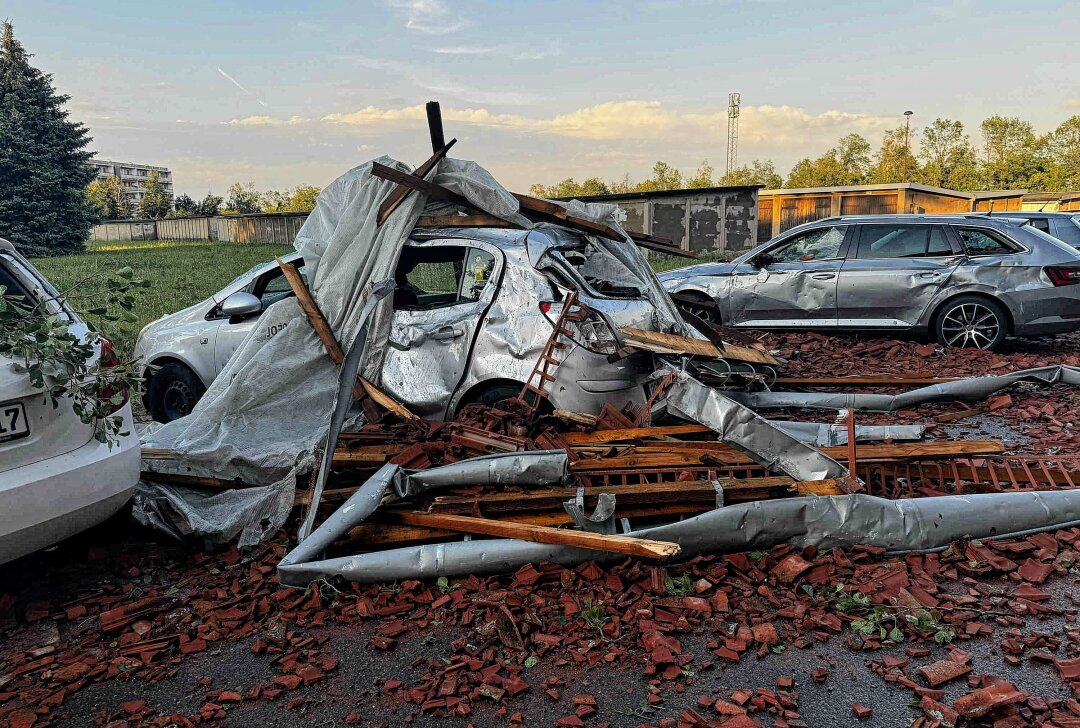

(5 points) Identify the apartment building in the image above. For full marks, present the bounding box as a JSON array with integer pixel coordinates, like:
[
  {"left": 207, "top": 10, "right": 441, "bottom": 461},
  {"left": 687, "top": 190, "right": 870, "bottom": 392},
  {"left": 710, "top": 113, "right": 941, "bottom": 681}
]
[{"left": 91, "top": 159, "right": 174, "bottom": 211}]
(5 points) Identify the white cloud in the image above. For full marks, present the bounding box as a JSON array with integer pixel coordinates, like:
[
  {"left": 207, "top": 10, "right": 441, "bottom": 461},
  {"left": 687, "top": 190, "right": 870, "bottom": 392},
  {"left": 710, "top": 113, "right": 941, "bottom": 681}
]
[
  {"left": 387, "top": 0, "right": 467, "bottom": 35},
  {"left": 350, "top": 55, "right": 544, "bottom": 105},
  {"left": 1064, "top": 99, "right": 1080, "bottom": 110},
  {"left": 226, "top": 115, "right": 310, "bottom": 126},
  {"left": 431, "top": 44, "right": 498, "bottom": 56},
  {"left": 321, "top": 100, "right": 895, "bottom": 145}
]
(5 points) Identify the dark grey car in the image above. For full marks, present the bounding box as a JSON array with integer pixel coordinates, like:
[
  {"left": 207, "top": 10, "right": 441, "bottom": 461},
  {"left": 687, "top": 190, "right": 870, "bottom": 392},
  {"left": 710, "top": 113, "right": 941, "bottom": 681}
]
[{"left": 658, "top": 214, "right": 1080, "bottom": 350}]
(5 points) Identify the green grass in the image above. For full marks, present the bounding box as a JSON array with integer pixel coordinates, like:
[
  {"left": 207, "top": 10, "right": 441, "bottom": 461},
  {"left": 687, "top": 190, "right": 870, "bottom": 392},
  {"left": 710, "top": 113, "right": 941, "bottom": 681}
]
[{"left": 31, "top": 240, "right": 293, "bottom": 355}]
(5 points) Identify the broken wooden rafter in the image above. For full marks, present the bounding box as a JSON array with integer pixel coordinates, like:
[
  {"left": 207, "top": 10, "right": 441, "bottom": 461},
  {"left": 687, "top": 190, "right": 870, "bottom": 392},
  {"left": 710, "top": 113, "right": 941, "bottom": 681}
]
[
  {"left": 425, "top": 101, "right": 445, "bottom": 152},
  {"left": 376, "top": 511, "right": 681, "bottom": 559},
  {"left": 276, "top": 257, "right": 418, "bottom": 421},
  {"left": 618, "top": 326, "right": 779, "bottom": 366},
  {"left": 415, "top": 214, "right": 518, "bottom": 229},
  {"left": 376, "top": 139, "right": 457, "bottom": 226}
]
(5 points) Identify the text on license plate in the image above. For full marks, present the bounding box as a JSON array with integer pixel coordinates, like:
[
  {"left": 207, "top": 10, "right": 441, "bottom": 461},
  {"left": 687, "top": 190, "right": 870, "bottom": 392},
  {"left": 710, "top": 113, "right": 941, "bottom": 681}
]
[{"left": 0, "top": 402, "right": 29, "bottom": 444}]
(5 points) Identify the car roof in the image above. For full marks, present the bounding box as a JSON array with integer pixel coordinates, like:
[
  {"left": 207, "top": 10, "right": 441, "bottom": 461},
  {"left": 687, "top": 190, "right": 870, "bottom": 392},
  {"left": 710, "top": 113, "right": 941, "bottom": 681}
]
[
  {"left": 410, "top": 226, "right": 532, "bottom": 247},
  {"left": 798, "top": 214, "right": 1028, "bottom": 229}
]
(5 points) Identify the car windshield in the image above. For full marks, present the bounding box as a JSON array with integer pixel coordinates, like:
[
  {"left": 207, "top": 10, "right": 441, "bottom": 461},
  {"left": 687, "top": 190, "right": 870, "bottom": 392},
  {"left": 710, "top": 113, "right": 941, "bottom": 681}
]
[
  {"left": 0, "top": 260, "right": 31, "bottom": 308},
  {"left": 548, "top": 239, "right": 646, "bottom": 298}
]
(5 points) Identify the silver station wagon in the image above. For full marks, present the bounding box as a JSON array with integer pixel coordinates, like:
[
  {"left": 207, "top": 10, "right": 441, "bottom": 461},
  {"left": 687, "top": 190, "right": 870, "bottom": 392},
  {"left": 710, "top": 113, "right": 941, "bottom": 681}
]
[
  {"left": 136, "top": 226, "right": 675, "bottom": 422},
  {"left": 659, "top": 214, "right": 1080, "bottom": 351}
]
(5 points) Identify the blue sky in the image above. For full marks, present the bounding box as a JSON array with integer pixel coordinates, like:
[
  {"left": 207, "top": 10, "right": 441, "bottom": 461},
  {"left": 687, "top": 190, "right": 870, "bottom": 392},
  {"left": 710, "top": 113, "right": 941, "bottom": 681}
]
[{"left": 6, "top": 0, "right": 1080, "bottom": 195}]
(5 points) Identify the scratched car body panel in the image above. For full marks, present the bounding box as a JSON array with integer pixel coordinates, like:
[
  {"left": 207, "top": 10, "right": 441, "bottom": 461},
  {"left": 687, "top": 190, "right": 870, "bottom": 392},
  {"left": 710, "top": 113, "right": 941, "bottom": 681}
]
[
  {"left": 659, "top": 214, "right": 1080, "bottom": 349},
  {"left": 136, "top": 226, "right": 666, "bottom": 422}
]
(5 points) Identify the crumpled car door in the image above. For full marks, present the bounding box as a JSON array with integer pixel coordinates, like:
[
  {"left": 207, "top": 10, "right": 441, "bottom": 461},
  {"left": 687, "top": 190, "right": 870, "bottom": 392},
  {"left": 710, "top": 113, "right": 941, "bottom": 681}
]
[
  {"left": 837, "top": 224, "right": 963, "bottom": 327},
  {"left": 381, "top": 247, "right": 500, "bottom": 418},
  {"left": 727, "top": 225, "right": 850, "bottom": 327}
]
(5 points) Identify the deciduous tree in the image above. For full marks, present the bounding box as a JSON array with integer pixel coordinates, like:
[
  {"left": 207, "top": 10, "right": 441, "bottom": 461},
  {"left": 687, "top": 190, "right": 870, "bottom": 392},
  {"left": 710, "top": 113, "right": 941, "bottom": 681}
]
[
  {"left": 86, "top": 175, "right": 130, "bottom": 220},
  {"left": 138, "top": 170, "right": 171, "bottom": 219},
  {"left": 917, "top": 118, "right": 980, "bottom": 190}
]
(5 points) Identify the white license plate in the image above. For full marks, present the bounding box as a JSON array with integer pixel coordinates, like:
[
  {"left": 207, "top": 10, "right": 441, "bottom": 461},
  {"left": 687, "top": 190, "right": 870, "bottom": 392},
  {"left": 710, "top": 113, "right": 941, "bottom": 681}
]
[{"left": 0, "top": 401, "right": 29, "bottom": 444}]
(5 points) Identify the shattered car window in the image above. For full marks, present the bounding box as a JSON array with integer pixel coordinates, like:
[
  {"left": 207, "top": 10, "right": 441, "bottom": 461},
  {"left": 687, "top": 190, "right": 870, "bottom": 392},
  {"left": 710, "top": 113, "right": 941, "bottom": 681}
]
[
  {"left": 768, "top": 226, "right": 846, "bottom": 263},
  {"left": 958, "top": 228, "right": 1017, "bottom": 256},
  {"left": 394, "top": 245, "right": 495, "bottom": 309},
  {"left": 549, "top": 239, "right": 646, "bottom": 298}
]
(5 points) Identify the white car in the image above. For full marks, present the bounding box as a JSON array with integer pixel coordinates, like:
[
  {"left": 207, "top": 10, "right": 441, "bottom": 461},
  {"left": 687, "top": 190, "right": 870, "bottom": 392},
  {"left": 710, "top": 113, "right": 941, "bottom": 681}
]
[
  {"left": 134, "top": 252, "right": 307, "bottom": 422},
  {"left": 0, "top": 239, "right": 140, "bottom": 565}
]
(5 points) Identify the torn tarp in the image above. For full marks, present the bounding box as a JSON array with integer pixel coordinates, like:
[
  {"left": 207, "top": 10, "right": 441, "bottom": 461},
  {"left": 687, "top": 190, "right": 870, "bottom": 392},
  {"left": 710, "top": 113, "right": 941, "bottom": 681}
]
[
  {"left": 730, "top": 365, "right": 1080, "bottom": 411},
  {"left": 666, "top": 375, "right": 849, "bottom": 483},
  {"left": 279, "top": 489, "right": 1080, "bottom": 585}
]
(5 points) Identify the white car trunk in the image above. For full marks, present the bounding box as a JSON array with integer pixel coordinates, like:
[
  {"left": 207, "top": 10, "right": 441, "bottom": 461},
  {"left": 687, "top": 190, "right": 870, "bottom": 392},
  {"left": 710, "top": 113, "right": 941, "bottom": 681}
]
[{"left": 0, "top": 256, "right": 96, "bottom": 473}]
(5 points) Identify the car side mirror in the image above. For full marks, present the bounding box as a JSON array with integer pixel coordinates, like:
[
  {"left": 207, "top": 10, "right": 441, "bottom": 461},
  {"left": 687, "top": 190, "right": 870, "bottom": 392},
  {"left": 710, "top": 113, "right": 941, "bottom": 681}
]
[{"left": 220, "top": 291, "right": 262, "bottom": 321}]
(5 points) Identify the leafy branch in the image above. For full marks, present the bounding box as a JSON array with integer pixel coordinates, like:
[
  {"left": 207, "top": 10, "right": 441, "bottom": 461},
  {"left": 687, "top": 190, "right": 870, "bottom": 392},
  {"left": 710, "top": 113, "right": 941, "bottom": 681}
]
[{"left": 0, "top": 266, "right": 149, "bottom": 445}]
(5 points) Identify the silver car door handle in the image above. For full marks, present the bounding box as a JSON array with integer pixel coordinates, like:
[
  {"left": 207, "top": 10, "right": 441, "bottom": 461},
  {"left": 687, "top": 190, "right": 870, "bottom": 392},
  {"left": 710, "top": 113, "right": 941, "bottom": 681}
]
[
  {"left": 810, "top": 273, "right": 836, "bottom": 280},
  {"left": 918, "top": 271, "right": 941, "bottom": 278},
  {"left": 431, "top": 326, "right": 465, "bottom": 341}
]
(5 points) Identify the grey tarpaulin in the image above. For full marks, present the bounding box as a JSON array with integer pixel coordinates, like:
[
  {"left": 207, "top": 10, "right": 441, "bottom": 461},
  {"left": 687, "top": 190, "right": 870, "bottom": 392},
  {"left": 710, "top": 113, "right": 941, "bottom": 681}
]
[
  {"left": 137, "top": 154, "right": 649, "bottom": 547},
  {"left": 730, "top": 365, "right": 1080, "bottom": 411},
  {"left": 667, "top": 375, "right": 848, "bottom": 482},
  {"left": 278, "top": 489, "right": 1080, "bottom": 585},
  {"left": 768, "top": 421, "right": 925, "bottom": 446}
]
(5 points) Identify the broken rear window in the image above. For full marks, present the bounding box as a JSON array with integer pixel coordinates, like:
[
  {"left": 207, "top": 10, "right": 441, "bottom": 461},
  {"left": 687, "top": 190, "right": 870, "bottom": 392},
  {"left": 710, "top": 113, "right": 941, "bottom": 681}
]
[{"left": 546, "top": 239, "right": 646, "bottom": 299}]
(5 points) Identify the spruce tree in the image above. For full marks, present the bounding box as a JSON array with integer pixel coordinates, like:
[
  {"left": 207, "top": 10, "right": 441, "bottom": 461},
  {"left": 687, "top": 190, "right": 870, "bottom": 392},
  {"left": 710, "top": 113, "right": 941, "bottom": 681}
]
[{"left": 0, "top": 21, "right": 95, "bottom": 256}]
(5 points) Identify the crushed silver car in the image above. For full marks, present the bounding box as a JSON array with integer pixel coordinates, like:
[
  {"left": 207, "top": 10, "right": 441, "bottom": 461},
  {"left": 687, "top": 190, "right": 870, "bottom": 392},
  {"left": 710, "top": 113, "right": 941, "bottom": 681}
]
[
  {"left": 136, "top": 225, "right": 676, "bottom": 422},
  {"left": 659, "top": 214, "right": 1080, "bottom": 350}
]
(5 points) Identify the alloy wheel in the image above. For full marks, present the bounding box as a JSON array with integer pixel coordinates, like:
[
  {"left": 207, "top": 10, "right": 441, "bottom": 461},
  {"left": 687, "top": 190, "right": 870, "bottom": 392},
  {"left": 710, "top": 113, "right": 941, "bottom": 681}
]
[{"left": 939, "top": 302, "right": 1001, "bottom": 349}]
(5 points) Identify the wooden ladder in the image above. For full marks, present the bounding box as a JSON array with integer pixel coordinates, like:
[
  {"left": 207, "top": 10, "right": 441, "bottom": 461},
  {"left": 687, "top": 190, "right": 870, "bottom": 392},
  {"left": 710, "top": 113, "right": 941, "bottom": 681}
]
[{"left": 517, "top": 290, "right": 584, "bottom": 410}]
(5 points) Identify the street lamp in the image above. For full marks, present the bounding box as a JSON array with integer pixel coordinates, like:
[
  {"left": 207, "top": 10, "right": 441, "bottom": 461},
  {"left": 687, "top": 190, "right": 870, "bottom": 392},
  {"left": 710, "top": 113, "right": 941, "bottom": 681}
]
[{"left": 903, "top": 110, "right": 914, "bottom": 182}]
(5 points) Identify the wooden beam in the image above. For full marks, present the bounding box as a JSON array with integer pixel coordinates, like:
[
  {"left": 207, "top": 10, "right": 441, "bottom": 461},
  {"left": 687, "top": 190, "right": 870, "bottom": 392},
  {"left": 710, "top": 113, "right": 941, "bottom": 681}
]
[
  {"left": 140, "top": 471, "right": 246, "bottom": 490},
  {"left": 376, "top": 139, "right": 457, "bottom": 225},
  {"left": 560, "top": 424, "right": 712, "bottom": 445},
  {"left": 370, "top": 162, "right": 480, "bottom": 213},
  {"left": 570, "top": 440, "right": 1007, "bottom": 471},
  {"left": 425, "top": 101, "right": 445, "bottom": 152},
  {"left": 276, "top": 257, "right": 418, "bottom": 419},
  {"left": 626, "top": 231, "right": 702, "bottom": 260},
  {"left": 619, "top": 327, "right": 723, "bottom": 358},
  {"left": 415, "top": 214, "right": 519, "bottom": 229},
  {"left": 379, "top": 511, "right": 681, "bottom": 559}
]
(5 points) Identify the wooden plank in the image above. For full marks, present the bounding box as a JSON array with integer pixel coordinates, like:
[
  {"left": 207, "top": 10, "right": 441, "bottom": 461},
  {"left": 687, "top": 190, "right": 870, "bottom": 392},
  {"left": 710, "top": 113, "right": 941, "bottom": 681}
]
[
  {"left": 619, "top": 327, "right": 723, "bottom": 358},
  {"left": 716, "top": 342, "right": 779, "bottom": 366},
  {"left": 425, "top": 477, "right": 797, "bottom": 514},
  {"left": 416, "top": 214, "right": 519, "bottom": 229},
  {"left": 140, "top": 471, "right": 247, "bottom": 490},
  {"left": 370, "top": 162, "right": 481, "bottom": 214},
  {"left": 360, "top": 378, "right": 419, "bottom": 421},
  {"left": 795, "top": 479, "right": 848, "bottom": 496},
  {"left": 560, "top": 424, "right": 711, "bottom": 445},
  {"left": 552, "top": 409, "right": 599, "bottom": 427},
  {"left": 376, "top": 139, "right": 457, "bottom": 225},
  {"left": 141, "top": 447, "right": 179, "bottom": 460},
  {"left": 379, "top": 511, "right": 681, "bottom": 559},
  {"left": 570, "top": 440, "right": 1006, "bottom": 471}
]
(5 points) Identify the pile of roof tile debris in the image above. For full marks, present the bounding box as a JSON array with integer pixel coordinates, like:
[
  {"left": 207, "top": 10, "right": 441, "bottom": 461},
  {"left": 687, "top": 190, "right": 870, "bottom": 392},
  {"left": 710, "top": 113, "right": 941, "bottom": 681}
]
[
  {"left": 8, "top": 353, "right": 1080, "bottom": 728},
  {"left": 12, "top": 104, "right": 1080, "bottom": 725}
]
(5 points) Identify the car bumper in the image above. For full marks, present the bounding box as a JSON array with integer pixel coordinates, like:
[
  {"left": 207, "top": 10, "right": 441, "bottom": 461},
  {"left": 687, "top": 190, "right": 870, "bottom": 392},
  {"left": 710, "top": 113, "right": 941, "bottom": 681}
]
[
  {"left": 0, "top": 403, "right": 140, "bottom": 565},
  {"left": 546, "top": 347, "right": 652, "bottom": 414},
  {"left": 1011, "top": 287, "right": 1080, "bottom": 337}
]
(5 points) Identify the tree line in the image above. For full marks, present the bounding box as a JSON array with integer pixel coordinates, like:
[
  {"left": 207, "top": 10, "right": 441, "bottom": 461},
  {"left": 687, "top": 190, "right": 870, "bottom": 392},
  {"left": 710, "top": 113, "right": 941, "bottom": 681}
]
[
  {"left": 85, "top": 177, "right": 321, "bottom": 221},
  {"left": 531, "top": 115, "right": 1080, "bottom": 198}
]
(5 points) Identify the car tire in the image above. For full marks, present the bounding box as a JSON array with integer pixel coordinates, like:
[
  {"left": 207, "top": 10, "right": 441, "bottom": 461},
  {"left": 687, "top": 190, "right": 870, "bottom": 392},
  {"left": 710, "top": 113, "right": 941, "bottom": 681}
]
[
  {"left": 933, "top": 296, "right": 1008, "bottom": 351},
  {"left": 147, "top": 362, "right": 206, "bottom": 423}
]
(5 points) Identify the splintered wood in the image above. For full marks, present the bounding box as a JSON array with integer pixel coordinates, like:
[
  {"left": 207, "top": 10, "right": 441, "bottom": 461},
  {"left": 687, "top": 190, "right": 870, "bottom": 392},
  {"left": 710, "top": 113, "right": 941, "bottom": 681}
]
[{"left": 618, "top": 327, "right": 779, "bottom": 366}]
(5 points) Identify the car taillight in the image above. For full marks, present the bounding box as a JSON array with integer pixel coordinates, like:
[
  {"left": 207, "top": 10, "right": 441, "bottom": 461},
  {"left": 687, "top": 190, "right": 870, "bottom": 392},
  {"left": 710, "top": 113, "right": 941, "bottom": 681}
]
[
  {"left": 1046, "top": 265, "right": 1080, "bottom": 286},
  {"left": 98, "top": 337, "right": 129, "bottom": 413},
  {"left": 539, "top": 300, "right": 618, "bottom": 354}
]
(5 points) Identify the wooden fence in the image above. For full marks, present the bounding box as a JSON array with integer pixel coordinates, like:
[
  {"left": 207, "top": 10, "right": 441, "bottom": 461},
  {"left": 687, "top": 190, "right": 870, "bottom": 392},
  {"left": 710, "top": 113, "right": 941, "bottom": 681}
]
[{"left": 89, "top": 212, "right": 310, "bottom": 245}]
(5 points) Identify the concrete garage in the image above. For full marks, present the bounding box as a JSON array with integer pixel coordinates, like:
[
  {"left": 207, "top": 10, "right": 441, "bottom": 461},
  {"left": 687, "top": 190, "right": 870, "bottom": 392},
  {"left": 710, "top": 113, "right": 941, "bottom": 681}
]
[{"left": 565, "top": 185, "right": 762, "bottom": 257}]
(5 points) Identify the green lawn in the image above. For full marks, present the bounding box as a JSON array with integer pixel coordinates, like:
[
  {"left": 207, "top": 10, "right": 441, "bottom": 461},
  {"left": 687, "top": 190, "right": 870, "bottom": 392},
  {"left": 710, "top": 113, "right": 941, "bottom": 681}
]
[{"left": 31, "top": 240, "right": 293, "bottom": 355}]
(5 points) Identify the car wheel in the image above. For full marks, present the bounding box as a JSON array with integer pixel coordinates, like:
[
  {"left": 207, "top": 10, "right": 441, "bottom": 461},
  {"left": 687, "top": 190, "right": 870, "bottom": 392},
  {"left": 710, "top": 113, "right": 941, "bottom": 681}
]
[
  {"left": 934, "top": 296, "right": 1008, "bottom": 351},
  {"left": 147, "top": 362, "right": 206, "bottom": 423}
]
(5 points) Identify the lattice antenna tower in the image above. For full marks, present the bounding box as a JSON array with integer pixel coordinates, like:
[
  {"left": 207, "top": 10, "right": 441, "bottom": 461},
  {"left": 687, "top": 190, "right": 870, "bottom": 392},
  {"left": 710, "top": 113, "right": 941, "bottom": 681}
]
[{"left": 726, "top": 92, "right": 741, "bottom": 175}]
